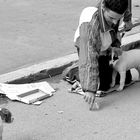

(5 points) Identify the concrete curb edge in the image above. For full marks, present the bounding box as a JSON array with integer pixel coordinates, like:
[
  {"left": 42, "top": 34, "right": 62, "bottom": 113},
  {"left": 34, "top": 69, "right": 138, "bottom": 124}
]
[
  {"left": 1, "top": 53, "right": 78, "bottom": 83},
  {"left": 1, "top": 33, "right": 140, "bottom": 84}
]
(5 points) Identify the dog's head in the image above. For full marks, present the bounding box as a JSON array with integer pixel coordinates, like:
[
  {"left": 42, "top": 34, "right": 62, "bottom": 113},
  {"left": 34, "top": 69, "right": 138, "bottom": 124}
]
[
  {"left": 0, "top": 108, "right": 13, "bottom": 123},
  {"left": 107, "top": 47, "right": 122, "bottom": 66}
]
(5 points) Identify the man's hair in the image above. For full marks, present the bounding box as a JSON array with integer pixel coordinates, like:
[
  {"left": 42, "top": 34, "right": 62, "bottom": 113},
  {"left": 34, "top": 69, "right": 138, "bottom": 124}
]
[{"left": 104, "top": 0, "right": 128, "bottom": 14}]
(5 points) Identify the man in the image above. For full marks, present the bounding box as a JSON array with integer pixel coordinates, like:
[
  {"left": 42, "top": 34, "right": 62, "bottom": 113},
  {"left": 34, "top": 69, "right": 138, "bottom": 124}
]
[
  {"left": 74, "top": 0, "right": 131, "bottom": 110},
  {"left": 96, "top": 0, "right": 133, "bottom": 31}
]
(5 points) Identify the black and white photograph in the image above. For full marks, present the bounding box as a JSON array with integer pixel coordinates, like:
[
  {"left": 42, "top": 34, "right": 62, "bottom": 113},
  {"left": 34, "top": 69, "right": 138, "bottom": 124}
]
[{"left": 0, "top": 0, "right": 140, "bottom": 139}]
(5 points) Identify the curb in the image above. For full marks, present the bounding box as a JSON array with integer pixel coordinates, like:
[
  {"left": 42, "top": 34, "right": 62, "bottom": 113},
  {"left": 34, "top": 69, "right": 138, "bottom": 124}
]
[
  {"left": 1, "top": 33, "right": 140, "bottom": 84},
  {"left": 1, "top": 53, "right": 78, "bottom": 84}
]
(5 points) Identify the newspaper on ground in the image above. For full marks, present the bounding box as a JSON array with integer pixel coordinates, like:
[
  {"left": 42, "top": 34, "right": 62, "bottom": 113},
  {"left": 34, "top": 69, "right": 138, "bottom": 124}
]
[{"left": 0, "top": 81, "right": 55, "bottom": 105}]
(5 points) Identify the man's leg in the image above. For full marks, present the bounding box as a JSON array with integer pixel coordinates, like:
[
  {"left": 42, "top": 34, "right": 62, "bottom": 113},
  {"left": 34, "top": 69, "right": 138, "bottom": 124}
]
[{"left": 98, "top": 55, "right": 113, "bottom": 91}]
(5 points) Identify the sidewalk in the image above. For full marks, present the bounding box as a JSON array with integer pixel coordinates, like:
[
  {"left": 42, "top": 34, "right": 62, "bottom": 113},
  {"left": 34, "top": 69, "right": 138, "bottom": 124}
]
[{"left": 2, "top": 75, "right": 140, "bottom": 140}]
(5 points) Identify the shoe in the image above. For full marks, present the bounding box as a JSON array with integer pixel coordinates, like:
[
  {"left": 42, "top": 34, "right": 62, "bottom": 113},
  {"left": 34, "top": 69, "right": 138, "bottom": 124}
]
[{"left": 95, "top": 90, "right": 107, "bottom": 97}]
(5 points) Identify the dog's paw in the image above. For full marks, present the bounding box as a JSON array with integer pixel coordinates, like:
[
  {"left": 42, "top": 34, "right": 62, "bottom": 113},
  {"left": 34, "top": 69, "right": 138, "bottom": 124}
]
[
  {"left": 116, "top": 86, "right": 124, "bottom": 91},
  {"left": 110, "top": 82, "right": 115, "bottom": 88}
]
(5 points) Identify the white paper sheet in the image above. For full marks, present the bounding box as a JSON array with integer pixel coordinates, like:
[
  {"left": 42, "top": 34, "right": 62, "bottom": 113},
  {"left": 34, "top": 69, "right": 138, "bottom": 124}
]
[{"left": 0, "top": 81, "right": 55, "bottom": 105}]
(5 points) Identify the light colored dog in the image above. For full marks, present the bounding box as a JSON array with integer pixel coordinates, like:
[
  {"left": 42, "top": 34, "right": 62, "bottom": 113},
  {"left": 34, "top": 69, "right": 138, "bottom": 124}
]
[
  {"left": 110, "top": 49, "right": 140, "bottom": 91},
  {"left": 0, "top": 108, "right": 13, "bottom": 140}
]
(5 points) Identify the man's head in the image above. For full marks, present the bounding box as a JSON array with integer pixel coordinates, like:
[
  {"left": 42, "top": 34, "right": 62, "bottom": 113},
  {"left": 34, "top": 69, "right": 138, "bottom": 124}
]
[
  {"left": 104, "top": 0, "right": 128, "bottom": 15},
  {"left": 103, "top": 0, "right": 128, "bottom": 26}
]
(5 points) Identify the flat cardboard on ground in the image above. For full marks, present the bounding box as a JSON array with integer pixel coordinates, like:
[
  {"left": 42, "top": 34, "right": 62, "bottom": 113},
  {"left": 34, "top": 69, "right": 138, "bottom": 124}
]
[{"left": 0, "top": 81, "right": 55, "bottom": 105}]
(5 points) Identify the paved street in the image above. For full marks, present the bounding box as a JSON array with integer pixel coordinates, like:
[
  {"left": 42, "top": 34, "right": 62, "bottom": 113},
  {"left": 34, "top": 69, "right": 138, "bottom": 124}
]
[
  {"left": 1, "top": 75, "right": 140, "bottom": 140},
  {"left": 0, "top": 0, "right": 98, "bottom": 74},
  {"left": 0, "top": 0, "right": 139, "bottom": 75}
]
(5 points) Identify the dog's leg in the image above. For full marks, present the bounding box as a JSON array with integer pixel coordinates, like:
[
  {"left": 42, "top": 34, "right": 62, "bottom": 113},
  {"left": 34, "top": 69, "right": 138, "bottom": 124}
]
[
  {"left": 136, "top": 66, "right": 140, "bottom": 81},
  {"left": 110, "top": 70, "right": 117, "bottom": 88},
  {"left": 117, "top": 71, "right": 126, "bottom": 91},
  {"left": 0, "top": 118, "right": 3, "bottom": 140}
]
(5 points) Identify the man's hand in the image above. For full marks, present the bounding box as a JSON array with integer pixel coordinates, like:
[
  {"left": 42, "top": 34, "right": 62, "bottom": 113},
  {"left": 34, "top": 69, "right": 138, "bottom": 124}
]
[
  {"left": 124, "top": 21, "right": 133, "bottom": 31},
  {"left": 84, "top": 91, "right": 96, "bottom": 110}
]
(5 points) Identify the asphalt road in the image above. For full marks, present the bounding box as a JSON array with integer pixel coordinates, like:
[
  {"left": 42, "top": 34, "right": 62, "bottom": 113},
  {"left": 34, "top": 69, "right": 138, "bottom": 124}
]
[
  {"left": 0, "top": 0, "right": 97, "bottom": 74},
  {"left": 0, "top": 0, "right": 140, "bottom": 75}
]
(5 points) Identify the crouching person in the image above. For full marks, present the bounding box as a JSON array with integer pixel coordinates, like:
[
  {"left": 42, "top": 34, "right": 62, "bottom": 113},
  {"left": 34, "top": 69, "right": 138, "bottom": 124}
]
[{"left": 74, "top": 0, "right": 131, "bottom": 110}]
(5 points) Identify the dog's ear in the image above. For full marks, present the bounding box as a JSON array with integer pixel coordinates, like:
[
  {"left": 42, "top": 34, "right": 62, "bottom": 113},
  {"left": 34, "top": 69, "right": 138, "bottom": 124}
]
[{"left": 0, "top": 108, "right": 12, "bottom": 123}]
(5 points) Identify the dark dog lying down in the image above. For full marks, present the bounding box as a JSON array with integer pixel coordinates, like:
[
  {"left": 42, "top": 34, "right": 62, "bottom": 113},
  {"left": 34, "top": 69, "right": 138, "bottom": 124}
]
[{"left": 0, "top": 108, "right": 13, "bottom": 140}]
